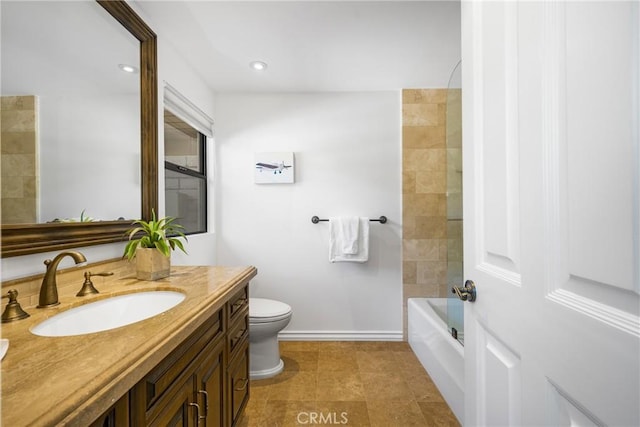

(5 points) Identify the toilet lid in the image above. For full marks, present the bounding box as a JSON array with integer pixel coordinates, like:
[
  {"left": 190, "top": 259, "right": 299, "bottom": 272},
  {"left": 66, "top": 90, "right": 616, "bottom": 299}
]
[{"left": 249, "top": 298, "right": 292, "bottom": 320}]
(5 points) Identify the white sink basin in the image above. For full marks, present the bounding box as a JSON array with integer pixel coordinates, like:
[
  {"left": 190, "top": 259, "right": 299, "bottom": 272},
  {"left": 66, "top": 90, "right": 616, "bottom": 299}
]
[{"left": 31, "top": 291, "right": 186, "bottom": 337}]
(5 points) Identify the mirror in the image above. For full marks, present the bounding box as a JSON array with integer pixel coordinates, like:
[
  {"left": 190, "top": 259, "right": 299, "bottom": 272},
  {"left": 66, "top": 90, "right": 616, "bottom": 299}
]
[
  {"left": 2, "top": 1, "right": 140, "bottom": 224},
  {"left": 0, "top": 0, "right": 157, "bottom": 257}
]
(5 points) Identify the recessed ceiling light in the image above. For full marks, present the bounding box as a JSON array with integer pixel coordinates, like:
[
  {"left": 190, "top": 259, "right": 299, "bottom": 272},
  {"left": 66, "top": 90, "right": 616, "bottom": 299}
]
[
  {"left": 250, "top": 61, "right": 268, "bottom": 71},
  {"left": 118, "top": 63, "right": 138, "bottom": 74}
]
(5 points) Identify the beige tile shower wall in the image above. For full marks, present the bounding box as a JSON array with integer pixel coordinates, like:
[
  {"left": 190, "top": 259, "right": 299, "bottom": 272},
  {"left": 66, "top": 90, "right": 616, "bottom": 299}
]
[
  {"left": 402, "top": 89, "right": 448, "bottom": 339},
  {"left": 1, "top": 95, "right": 38, "bottom": 224}
]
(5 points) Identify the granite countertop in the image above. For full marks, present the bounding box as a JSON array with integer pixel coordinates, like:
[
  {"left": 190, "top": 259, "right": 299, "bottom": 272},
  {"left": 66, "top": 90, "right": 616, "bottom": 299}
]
[{"left": 1, "top": 265, "right": 257, "bottom": 426}]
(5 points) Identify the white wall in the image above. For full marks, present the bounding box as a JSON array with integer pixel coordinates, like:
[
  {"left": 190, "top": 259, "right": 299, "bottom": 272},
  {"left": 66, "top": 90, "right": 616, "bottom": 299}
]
[{"left": 215, "top": 92, "right": 403, "bottom": 339}]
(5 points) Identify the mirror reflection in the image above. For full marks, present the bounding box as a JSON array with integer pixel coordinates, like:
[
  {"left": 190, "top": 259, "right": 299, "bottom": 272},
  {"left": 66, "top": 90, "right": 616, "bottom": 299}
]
[{"left": 1, "top": 0, "right": 141, "bottom": 225}]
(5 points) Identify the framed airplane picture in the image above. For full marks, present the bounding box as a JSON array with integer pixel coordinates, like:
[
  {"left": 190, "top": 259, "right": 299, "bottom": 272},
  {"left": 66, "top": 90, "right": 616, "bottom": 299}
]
[{"left": 254, "top": 152, "right": 295, "bottom": 184}]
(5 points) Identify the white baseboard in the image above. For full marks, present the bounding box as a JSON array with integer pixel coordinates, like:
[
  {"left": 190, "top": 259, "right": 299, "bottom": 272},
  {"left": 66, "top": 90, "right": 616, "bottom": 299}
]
[{"left": 278, "top": 330, "right": 403, "bottom": 341}]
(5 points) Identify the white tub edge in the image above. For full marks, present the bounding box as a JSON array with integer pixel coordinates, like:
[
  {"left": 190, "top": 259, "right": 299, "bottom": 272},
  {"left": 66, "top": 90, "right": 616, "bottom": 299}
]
[{"left": 408, "top": 298, "right": 465, "bottom": 425}]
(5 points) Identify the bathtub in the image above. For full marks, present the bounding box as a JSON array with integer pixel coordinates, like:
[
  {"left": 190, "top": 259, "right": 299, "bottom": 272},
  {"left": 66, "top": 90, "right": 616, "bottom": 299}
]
[{"left": 408, "top": 298, "right": 464, "bottom": 425}]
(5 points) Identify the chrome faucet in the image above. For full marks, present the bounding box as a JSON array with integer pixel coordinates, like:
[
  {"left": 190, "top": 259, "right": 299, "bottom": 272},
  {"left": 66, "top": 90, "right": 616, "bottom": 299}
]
[{"left": 38, "top": 251, "right": 87, "bottom": 308}]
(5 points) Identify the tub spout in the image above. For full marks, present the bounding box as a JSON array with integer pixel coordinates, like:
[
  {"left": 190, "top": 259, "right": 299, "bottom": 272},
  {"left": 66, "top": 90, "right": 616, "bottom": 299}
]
[{"left": 38, "top": 251, "right": 87, "bottom": 308}]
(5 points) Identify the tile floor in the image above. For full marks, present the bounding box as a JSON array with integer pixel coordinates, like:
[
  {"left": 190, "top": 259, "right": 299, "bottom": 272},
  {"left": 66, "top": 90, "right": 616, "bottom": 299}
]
[{"left": 237, "top": 341, "right": 460, "bottom": 427}]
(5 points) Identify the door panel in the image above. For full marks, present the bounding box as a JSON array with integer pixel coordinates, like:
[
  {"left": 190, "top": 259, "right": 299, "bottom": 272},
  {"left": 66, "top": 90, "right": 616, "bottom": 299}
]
[
  {"left": 546, "top": 380, "right": 603, "bottom": 426},
  {"left": 463, "top": 1, "right": 639, "bottom": 425},
  {"left": 564, "top": 2, "right": 637, "bottom": 293},
  {"left": 544, "top": 1, "right": 639, "bottom": 312},
  {"left": 475, "top": 323, "right": 521, "bottom": 427},
  {"left": 479, "top": 1, "right": 521, "bottom": 276}
]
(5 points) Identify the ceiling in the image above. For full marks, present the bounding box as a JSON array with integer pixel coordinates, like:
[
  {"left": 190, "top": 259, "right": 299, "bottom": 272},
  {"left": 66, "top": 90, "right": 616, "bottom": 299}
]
[{"left": 135, "top": 1, "right": 461, "bottom": 93}]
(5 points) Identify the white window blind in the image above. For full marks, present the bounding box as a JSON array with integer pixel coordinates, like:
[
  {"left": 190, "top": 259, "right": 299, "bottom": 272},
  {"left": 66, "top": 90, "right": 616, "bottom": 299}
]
[{"left": 163, "top": 82, "right": 214, "bottom": 138}]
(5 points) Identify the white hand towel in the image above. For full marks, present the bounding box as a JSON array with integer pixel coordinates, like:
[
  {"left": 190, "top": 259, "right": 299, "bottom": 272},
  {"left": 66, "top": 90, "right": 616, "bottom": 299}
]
[
  {"left": 336, "top": 216, "right": 360, "bottom": 254},
  {"left": 329, "top": 217, "right": 370, "bottom": 263}
]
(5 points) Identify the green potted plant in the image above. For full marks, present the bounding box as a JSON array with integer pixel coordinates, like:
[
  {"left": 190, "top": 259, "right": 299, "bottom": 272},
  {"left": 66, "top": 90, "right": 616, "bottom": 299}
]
[{"left": 123, "top": 211, "right": 188, "bottom": 280}]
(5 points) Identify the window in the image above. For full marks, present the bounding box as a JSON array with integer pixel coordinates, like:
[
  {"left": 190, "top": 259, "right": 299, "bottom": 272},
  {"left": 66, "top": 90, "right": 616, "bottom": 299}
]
[{"left": 164, "top": 110, "right": 207, "bottom": 234}]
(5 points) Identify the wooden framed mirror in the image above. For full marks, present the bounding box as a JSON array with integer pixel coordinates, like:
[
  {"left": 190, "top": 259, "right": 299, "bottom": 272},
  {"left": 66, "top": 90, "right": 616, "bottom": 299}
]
[{"left": 1, "top": 0, "right": 157, "bottom": 258}]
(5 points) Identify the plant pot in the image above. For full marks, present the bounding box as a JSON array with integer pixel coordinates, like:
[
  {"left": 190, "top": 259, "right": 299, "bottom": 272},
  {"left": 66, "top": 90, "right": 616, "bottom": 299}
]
[{"left": 135, "top": 247, "right": 170, "bottom": 280}]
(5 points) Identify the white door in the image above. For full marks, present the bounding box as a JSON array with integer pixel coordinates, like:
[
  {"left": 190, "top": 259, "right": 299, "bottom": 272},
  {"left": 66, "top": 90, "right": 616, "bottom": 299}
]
[{"left": 461, "top": 1, "right": 639, "bottom": 426}]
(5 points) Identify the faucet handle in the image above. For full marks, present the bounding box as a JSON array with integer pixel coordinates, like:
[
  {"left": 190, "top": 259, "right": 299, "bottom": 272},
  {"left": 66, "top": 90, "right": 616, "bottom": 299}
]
[
  {"left": 76, "top": 271, "right": 113, "bottom": 297},
  {"left": 2, "top": 289, "right": 30, "bottom": 323}
]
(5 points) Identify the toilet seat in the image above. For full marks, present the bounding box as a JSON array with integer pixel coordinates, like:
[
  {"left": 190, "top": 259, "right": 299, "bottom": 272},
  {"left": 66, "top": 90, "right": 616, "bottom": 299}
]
[{"left": 249, "top": 298, "right": 292, "bottom": 323}]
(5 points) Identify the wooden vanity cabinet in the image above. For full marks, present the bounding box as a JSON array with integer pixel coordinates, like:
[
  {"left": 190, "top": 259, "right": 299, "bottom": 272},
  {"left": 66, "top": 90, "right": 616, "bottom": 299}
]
[
  {"left": 225, "top": 286, "right": 250, "bottom": 426},
  {"left": 130, "top": 306, "right": 225, "bottom": 426},
  {"left": 113, "top": 283, "right": 250, "bottom": 427},
  {"left": 138, "top": 337, "right": 226, "bottom": 427}
]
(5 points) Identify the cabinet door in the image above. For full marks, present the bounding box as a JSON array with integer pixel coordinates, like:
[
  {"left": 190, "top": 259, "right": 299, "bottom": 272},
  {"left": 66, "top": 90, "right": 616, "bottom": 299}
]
[
  {"left": 195, "top": 337, "right": 225, "bottom": 427},
  {"left": 227, "top": 339, "right": 250, "bottom": 427},
  {"left": 148, "top": 374, "right": 198, "bottom": 427}
]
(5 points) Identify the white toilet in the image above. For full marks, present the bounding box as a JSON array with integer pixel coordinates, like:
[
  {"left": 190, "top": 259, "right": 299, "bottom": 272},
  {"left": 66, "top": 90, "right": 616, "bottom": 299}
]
[{"left": 249, "top": 298, "right": 292, "bottom": 379}]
